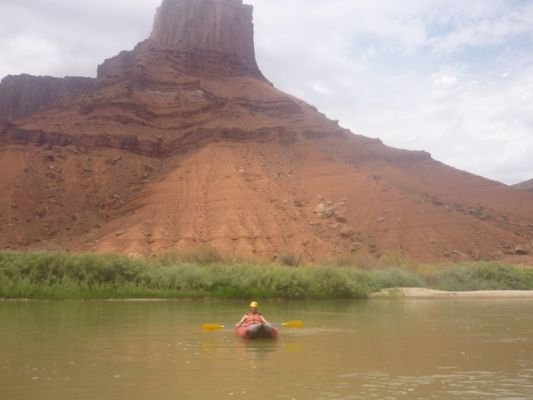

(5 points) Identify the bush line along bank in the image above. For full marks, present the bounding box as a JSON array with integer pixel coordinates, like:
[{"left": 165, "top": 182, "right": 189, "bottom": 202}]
[{"left": 0, "top": 250, "right": 532, "bottom": 299}]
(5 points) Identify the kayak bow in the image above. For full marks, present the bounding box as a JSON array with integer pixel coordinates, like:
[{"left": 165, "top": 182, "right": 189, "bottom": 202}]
[{"left": 236, "top": 323, "right": 278, "bottom": 340}]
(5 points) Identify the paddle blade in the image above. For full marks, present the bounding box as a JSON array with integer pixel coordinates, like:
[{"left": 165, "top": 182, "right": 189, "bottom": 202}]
[
  {"left": 281, "top": 320, "right": 304, "bottom": 328},
  {"left": 202, "top": 323, "right": 227, "bottom": 330}
]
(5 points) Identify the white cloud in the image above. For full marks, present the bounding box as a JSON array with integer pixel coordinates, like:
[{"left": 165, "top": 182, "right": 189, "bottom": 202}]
[
  {"left": 0, "top": 35, "right": 60, "bottom": 77},
  {"left": 431, "top": 70, "right": 460, "bottom": 89},
  {"left": 0, "top": 0, "right": 160, "bottom": 78}
]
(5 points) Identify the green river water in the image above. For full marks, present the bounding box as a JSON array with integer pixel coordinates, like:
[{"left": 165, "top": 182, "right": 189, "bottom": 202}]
[{"left": 1, "top": 299, "right": 532, "bottom": 400}]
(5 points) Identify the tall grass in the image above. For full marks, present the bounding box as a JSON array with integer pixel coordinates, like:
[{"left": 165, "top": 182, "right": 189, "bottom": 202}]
[
  {"left": 0, "top": 250, "right": 531, "bottom": 299},
  {"left": 430, "top": 263, "right": 533, "bottom": 291}
]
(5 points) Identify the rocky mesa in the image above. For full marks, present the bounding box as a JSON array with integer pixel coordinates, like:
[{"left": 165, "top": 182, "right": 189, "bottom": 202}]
[
  {"left": 0, "top": 0, "right": 532, "bottom": 262},
  {"left": 0, "top": 74, "right": 96, "bottom": 121}
]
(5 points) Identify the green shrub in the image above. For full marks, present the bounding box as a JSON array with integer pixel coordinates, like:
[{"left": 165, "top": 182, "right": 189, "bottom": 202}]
[
  {"left": 434, "top": 263, "right": 533, "bottom": 291},
  {"left": 371, "top": 267, "right": 426, "bottom": 289},
  {"left": 176, "top": 245, "right": 225, "bottom": 264},
  {"left": 277, "top": 252, "right": 301, "bottom": 267},
  {"left": 0, "top": 250, "right": 531, "bottom": 299}
]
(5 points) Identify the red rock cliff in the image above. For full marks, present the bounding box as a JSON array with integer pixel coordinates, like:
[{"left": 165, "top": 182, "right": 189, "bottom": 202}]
[
  {"left": 97, "top": 0, "right": 263, "bottom": 85},
  {"left": 149, "top": 0, "right": 258, "bottom": 70},
  {"left": 0, "top": 74, "right": 96, "bottom": 121}
]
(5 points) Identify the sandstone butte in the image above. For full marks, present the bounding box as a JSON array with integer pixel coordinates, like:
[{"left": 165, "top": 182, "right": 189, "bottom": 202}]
[{"left": 0, "top": 0, "right": 532, "bottom": 263}]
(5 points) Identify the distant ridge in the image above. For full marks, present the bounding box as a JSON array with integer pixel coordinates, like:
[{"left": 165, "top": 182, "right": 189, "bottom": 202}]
[{"left": 514, "top": 179, "right": 533, "bottom": 193}]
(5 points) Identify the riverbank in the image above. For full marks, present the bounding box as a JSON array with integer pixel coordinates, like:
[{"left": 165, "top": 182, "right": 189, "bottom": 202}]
[
  {"left": 373, "top": 287, "right": 533, "bottom": 299},
  {"left": 1, "top": 250, "right": 532, "bottom": 300}
]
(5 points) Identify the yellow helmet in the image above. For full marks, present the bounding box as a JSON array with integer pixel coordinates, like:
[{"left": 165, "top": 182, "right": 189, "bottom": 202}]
[{"left": 249, "top": 301, "right": 258, "bottom": 308}]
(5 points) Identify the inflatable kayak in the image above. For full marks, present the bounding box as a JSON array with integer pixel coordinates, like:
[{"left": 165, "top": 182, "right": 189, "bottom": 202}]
[{"left": 236, "top": 323, "right": 278, "bottom": 340}]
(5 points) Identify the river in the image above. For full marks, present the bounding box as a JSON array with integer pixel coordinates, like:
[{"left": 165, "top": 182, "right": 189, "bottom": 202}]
[{"left": 1, "top": 299, "right": 532, "bottom": 399}]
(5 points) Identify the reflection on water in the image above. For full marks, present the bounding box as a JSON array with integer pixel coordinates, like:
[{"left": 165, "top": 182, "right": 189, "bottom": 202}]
[{"left": 1, "top": 299, "right": 532, "bottom": 399}]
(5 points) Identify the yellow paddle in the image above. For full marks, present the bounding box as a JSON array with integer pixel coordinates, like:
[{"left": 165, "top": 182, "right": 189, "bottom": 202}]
[
  {"left": 202, "top": 323, "right": 229, "bottom": 330},
  {"left": 202, "top": 320, "right": 304, "bottom": 330},
  {"left": 276, "top": 320, "right": 304, "bottom": 328}
]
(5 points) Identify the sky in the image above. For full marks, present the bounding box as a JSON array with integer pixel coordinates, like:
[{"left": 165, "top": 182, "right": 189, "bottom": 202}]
[{"left": 0, "top": 0, "right": 532, "bottom": 185}]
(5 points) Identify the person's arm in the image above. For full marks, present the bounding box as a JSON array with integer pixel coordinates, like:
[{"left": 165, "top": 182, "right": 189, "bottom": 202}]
[
  {"left": 260, "top": 315, "right": 270, "bottom": 324},
  {"left": 236, "top": 315, "right": 247, "bottom": 327}
]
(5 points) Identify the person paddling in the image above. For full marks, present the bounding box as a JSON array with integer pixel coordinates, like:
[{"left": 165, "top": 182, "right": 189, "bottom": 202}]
[{"left": 236, "top": 301, "right": 270, "bottom": 327}]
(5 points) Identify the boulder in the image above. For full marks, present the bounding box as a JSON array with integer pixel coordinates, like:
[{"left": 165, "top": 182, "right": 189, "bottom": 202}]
[{"left": 514, "top": 245, "right": 529, "bottom": 255}]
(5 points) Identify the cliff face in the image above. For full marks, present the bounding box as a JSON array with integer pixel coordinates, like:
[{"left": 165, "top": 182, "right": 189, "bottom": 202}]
[
  {"left": 150, "top": 0, "right": 257, "bottom": 70},
  {"left": 0, "top": 0, "right": 531, "bottom": 262},
  {"left": 0, "top": 0, "right": 260, "bottom": 122},
  {"left": 97, "top": 0, "right": 262, "bottom": 86},
  {"left": 0, "top": 75, "right": 96, "bottom": 121}
]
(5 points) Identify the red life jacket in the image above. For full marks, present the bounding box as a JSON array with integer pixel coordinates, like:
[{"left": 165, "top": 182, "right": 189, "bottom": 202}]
[{"left": 243, "top": 311, "right": 263, "bottom": 326}]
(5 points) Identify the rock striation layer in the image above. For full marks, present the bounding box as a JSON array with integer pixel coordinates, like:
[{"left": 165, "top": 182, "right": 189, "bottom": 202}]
[{"left": 0, "top": 0, "right": 532, "bottom": 262}]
